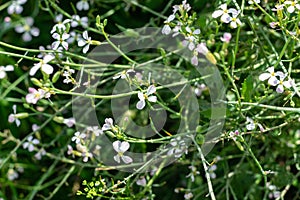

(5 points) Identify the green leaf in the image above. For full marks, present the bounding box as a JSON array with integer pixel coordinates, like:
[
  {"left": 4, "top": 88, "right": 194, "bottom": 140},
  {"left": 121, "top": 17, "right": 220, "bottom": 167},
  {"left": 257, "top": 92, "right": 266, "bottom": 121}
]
[{"left": 242, "top": 75, "right": 253, "bottom": 102}]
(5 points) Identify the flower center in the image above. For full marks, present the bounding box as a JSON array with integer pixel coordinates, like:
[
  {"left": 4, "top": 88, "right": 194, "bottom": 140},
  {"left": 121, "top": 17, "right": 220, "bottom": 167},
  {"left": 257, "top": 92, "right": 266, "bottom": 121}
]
[{"left": 24, "top": 24, "right": 30, "bottom": 32}]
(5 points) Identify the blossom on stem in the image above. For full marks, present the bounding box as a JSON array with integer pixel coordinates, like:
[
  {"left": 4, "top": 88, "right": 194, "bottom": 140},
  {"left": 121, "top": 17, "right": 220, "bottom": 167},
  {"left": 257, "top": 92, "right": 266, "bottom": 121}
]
[
  {"left": 113, "top": 69, "right": 135, "bottom": 79},
  {"left": 63, "top": 117, "right": 76, "bottom": 127},
  {"left": 15, "top": 17, "right": 39, "bottom": 42},
  {"left": 113, "top": 140, "right": 133, "bottom": 164},
  {"left": 220, "top": 32, "right": 232, "bottom": 43},
  {"left": 0, "top": 65, "right": 14, "bottom": 79},
  {"left": 30, "top": 54, "right": 55, "bottom": 76},
  {"left": 102, "top": 118, "right": 114, "bottom": 131},
  {"left": 87, "top": 126, "right": 103, "bottom": 136},
  {"left": 78, "top": 31, "right": 92, "bottom": 53},
  {"left": 8, "top": 105, "right": 21, "bottom": 127},
  {"left": 76, "top": 0, "right": 89, "bottom": 11},
  {"left": 52, "top": 32, "right": 70, "bottom": 50},
  {"left": 186, "top": 165, "right": 200, "bottom": 182},
  {"left": 284, "top": 0, "right": 300, "bottom": 13},
  {"left": 25, "top": 87, "right": 49, "bottom": 104},
  {"left": 228, "top": 10, "right": 242, "bottom": 28},
  {"left": 23, "top": 136, "right": 40, "bottom": 152},
  {"left": 71, "top": 132, "right": 86, "bottom": 144},
  {"left": 182, "top": 27, "right": 201, "bottom": 51},
  {"left": 162, "top": 14, "right": 175, "bottom": 35},
  {"left": 259, "top": 67, "right": 280, "bottom": 86},
  {"left": 246, "top": 117, "right": 264, "bottom": 132},
  {"left": 51, "top": 14, "right": 71, "bottom": 34},
  {"left": 7, "top": 0, "right": 27, "bottom": 15},
  {"left": 276, "top": 74, "right": 292, "bottom": 93},
  {"left": 71, "top": 15, "right": 88, "bottom": 28},
  {"left": 212, "top": 4, "right": 236, "bottom": 23},
  {"left": 136, "top": 85, "right": 157, "bottom": 110}
]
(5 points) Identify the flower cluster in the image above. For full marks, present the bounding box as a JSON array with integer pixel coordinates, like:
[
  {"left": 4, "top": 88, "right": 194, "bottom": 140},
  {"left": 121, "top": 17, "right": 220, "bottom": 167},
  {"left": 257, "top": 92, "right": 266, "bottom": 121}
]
[
  {"left": 161, "top": 0, "right": 216, "bottom": 66},
  {"left": 167, "top": 136, "right": 188, "bottom": 158},
  {"left": 259, "top": 67, "right": 292, "bottom": 93}
]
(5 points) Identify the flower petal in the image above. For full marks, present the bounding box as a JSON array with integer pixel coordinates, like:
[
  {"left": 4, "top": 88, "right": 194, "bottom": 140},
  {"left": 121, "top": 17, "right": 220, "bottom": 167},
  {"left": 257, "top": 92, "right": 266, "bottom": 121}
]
[
  {"left": 148, "top": 96, "right": 157, "bottom": 102},
  {"left": 136, "top": 100, "right": 145, "bottom": 110},
  {"left": 113, "top": 141, "right": 121, "bottom": 152},
  {"left": 122, "top": 155, "right": 133, "bottom": 164},
  {"left": 29, "top": 64, "right": 41, "bottom": 76},
  {"left": 114, "top": 155, "right": 121, "bottom": 163},
  {"left": 212, "top": 10, "right": 223, "bottom": 18},
  {"left": 268, "top": 76, "right": 279, "bottom": 86},
  {"left": 276, "top": 84, "right": 284, "bottom": 93},
  {"left": 120, "top": 141, "right": 130, "bottom": 152},
  {"left": 259, "top": 73, "right": 271, "bottom": 81},
  {"left": 147, "top": 85, "right": 156, "bottom": 95},
  {"left": 41, "top": 64, "right": 54, "bottom": 74}
]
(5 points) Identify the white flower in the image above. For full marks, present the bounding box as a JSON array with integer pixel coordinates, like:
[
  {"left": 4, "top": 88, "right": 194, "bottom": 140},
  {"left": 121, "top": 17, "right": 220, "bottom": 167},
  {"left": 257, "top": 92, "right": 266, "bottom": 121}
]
[
  {"left": 8, "top": 105, "right": 21, "bottom": 127},
  {"left": 34, "top": 148, "right": 46, "bottom": 160},
  {"left": 248, "top": 0, "right": 260, "bottom": 4},
  {"left": 186, "top": 165, "right": 200, "bottom": 182},
  {"left": 67, "top": 145, "right": 74, "bottom": 156},
  {"left": 62, "top": 69, "right": 76, "bottom": 84},
  {"left": 67, "top": 31, "right": 82, "bottom": 44},
  {"left": 78, "top": 31, "right": 92, "bottom": 53},
  {"left": 220, "top": 32, "right": 232, "bottom": 43},
  {"left": 113, "top": 69, "right": 135, "bottom": 79},
  {"left": 7, "top": 169, "right": 19, "bottom": 181},
  {"left": 259, "top": 67, "right": 282, "bottom": 86},
  {"left": 284, "top": 0, "right": 300, "bottom": 13},
  {"left": 162, "top": 14, "right": 175, "bottom": 35},
  {"left": 229, "top": 130, "right": 239, "bottom": 141},
  {"left": 7, "top": 0, "right": 27, "bottom": 15},
  {"left": 212, "top": 4, "right": 236, "bottom": 23},
  {"left": 51, "top": 14, "right": 71, "bottom": 34},
  {"left": 63, "top": 117, "right": 76, "bottom": 127},
  {"left": 136, "top": 85, "right": 157, "bottom": 110},
  {"left": 71, "top": 132, "right": 86, "bottom": 144},
  {"left": 246, "top": 117, "right": 264, "bottom": 132},
  {"left": 184, "top": 192, "right": 193, "bottom": 200},
  {"left": 14, "top": 17, "right": 39, "bottom": 42},
  {"left": 76, "top": 144, "right": 93, "bottom": 162},
  {"left": 136, "top": 176, "right": 147, "bottom": 186},
  {"left": 182, "top": 27, "right": 200, "bottom": 51},
  {"left": 23, "top": 136, "right": 40, "bottom": 152},
  {"left": 30, "top": 54, "right": 55, "bottom": 76},
  {"left": 87, "top": 126, "right": 103, "bottom": 136},
  {"left": 76, "top": 0, "right": 89, "bottom": 11},
  {"left": 52, "top": 32, "right": 70, "bottom": 50},
  {"left": 32, "top": 124, "right": 40, "bottom": 132},
  {"left": 195, "top": 42, "right": 209, "bottom": 55},
  {"left": 113, "top": 141, "right": 133, "bottom": 164},
  {"left": 276, "top": 74, "right": 292, "bottom": 93},
  {"left": 102, "top": 118, "right": 114, "bottom": 131},
  {"left": 25, "top": 87, "right": 48, "bottom": 104},
  {"left": 0, "top": 65, "right": 14, "bottom": 79},
  {"left": 228, "top": 10, "right": 242, "bottom": 28},
  {"left": 194, "top": 83, "right": 206, "bottom": 97},
  {"left": 208, "top": 164, "right": 217, "bottom": 179},
  {"left": 71, "top": 15, "right": 88, "bottom": 28}
]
